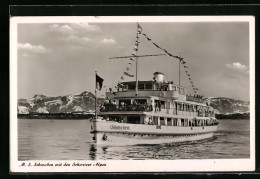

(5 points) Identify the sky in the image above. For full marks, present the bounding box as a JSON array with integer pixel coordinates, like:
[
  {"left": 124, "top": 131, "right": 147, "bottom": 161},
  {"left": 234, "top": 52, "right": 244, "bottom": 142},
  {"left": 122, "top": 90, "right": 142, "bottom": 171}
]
[{"left": 17, "top": 21, "right": 250, "bottom": 101}]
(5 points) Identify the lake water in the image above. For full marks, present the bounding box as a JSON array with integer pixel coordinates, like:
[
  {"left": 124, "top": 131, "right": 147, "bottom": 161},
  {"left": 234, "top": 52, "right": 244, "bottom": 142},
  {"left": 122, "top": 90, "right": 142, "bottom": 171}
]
[{"left": 18, "top": 119, "right": 250, "bottom": 160}]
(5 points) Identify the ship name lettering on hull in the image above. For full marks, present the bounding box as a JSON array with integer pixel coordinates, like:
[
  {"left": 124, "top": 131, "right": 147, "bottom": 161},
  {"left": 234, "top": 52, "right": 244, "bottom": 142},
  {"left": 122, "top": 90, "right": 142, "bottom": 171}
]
[{"left": 110, "top": 125, "right": 130, "bottom": 130}]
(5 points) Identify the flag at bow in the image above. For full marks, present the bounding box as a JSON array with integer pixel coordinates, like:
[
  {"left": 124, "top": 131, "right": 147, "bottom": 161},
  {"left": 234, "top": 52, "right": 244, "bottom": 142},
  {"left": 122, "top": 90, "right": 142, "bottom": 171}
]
[{"left": 96, "top": 74, "right": 104, "bottom": 90}]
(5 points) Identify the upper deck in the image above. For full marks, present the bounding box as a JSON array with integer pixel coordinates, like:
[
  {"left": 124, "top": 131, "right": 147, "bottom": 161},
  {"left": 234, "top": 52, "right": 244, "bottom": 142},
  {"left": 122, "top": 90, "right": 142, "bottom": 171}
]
[
  {"left": 106, "top": 80, "right": 205, "bottom": 104},
  {"left": 108, "top": 80, "right": 186, "bottom": 99},
  {"left": 100, "top": 79, "right": 214, "bottom": 119}
]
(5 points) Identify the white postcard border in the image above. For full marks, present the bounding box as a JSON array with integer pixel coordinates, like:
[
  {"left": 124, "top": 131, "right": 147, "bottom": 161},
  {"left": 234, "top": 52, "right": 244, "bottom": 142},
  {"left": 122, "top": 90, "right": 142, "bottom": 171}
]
[{"left": 10, "top": 16, "right": 255, "bottom": 172}]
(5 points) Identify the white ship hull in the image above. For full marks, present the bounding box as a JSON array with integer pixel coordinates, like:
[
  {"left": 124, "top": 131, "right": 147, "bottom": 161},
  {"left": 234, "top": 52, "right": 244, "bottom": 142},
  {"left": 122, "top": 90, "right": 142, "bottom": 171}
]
[
  {"left": 93, "top": 132, "right": 214, "bottom": 146},
  {"left": 91, "top": 119, "right": 218, "bottom": 146}
]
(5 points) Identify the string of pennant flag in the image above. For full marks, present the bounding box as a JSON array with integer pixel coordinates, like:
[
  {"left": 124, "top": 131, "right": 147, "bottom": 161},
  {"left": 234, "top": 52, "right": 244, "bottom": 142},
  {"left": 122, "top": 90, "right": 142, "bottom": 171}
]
[
  {"left": 183, "top": 65, "right": 199, "bottom": 93},
  {"left": 116, "top": 23, "right": 199, "bottom": 93},
  {"left": 140, "top": 26, "right": 199, "bottom": 93},
  {"left": 141, "top": 33, "right": 185, "bottom": 63},
  {"left": 117, "top": 24, "right": 143, "bottom": 88}
]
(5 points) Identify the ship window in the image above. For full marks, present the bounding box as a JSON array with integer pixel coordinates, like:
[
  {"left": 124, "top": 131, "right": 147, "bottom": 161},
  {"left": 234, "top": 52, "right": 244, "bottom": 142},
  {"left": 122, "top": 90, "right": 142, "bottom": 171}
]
[
  {"left": 127, "top": 116, "right": 140, "bottom": 124},
  {"left": 153, "top": 116, "right": 158, "bottom": 125},
  {"left": 145, "top": 83, "right": 152, "bottom": 90},
  {"left": 167, "top": 118, "right": 172, "bottom": 126},
  {"left": 181, "top": 119, "right": 184, "bottom": 126},
  {"left": 155, "top": 100, "right": 166, "bottom": 109},
  {"left": 173, "top": 118, "right": 177, "bottom": 126},
  {"left": 128, "top": 84, "right": 136, "bottom": 90},
  {"left": 160, "top": 117, "right": 165, "bottom": 126},
  {"left": 155, "top": 83, "right": 160, "bottom": 90},
  {"left": 138, "top": 84, "right": 145, "bottom": 90},
  {"left": 162, "top": 85, "right": 168, "bottom": 91},
  {"left": 161, "top": 101, "right": 165, "bottom": 109},
  {"left": 177, "top": 103, "right": 182, "bottom": 111},
  {"left": 185, "top": 119, "right": 189, "bottom": 126},
  {"left": 107, "top": 115, "right": 121, "bottom": 122},
  {"left": 133, "top": 99, "right": 147, "bottom": 105}
]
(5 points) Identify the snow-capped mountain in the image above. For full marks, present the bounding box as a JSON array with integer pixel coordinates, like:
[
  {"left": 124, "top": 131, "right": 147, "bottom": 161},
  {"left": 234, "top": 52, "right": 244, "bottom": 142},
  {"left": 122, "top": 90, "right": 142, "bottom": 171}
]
[
  {"left": 17, "top": 91, "right": 102, "bottom": 114},
  {"left": 207, "top": 97, "right": 250, "bottom": 114}
]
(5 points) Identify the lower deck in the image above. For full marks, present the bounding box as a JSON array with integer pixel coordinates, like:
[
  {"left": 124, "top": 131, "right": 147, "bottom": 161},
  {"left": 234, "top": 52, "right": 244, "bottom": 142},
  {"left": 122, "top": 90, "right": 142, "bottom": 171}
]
[
  {"left": 91, "top": 118, "right": 218, "bottom": 135},
  {"left": 91, "top": 116, "right": 218, "bottom": 146},
  {"left": 99, "top": 114, "right": 218, "bottom": 128}
]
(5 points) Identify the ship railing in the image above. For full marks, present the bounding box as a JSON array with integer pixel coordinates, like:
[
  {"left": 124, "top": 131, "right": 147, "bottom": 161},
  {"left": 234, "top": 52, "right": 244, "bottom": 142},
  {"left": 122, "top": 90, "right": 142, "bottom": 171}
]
[
  {"left": 186, "top": 95, "right": 206, "bottom": 103},
  {"left": 100, "top": 104, "right": 216, "bottom": 117},
  {"left": 100, "top": 104, "right": 153, "bottom": 112},
  {"left": 173, "top": 110, "right": 215, "bottom": 117},
  {"left": 101, "top": 118, "right": 219, "bottom": 126}
]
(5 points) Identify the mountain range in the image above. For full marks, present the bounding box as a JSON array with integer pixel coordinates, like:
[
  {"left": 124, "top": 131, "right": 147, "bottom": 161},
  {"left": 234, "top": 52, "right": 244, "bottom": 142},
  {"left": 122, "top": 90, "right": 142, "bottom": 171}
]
[
  {"left": 206, "top": 97, "right": 249, "bottom": 114},
  {"left": 17, "top": 91, "right": 250, "bottom": 115}
]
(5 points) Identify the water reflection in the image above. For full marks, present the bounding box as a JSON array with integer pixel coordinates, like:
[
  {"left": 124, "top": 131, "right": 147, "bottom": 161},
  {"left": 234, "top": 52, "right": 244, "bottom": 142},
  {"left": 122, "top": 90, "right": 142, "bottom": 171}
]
[
  {"left": 102, "top": 147, "right": 108, "bottom": 154},
  {"left": 18, "top": 119, "right": 250, "bottom": 160},
  {"left": 89, "top": 144, "right": 96, "bottom": 160}
]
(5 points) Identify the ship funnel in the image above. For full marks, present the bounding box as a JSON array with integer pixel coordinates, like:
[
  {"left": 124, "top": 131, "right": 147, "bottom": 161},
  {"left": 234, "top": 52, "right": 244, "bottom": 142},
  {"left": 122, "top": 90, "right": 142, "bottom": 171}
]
[{"left": 153, "top": 72, "right": 165, "bottom": 83}]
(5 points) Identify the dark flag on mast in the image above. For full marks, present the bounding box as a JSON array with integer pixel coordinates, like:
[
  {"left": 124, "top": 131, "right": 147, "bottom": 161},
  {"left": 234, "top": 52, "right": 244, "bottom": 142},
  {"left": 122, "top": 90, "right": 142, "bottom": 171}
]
[{"left": 96, "top": 74, "right": 104, "bottom": 90}]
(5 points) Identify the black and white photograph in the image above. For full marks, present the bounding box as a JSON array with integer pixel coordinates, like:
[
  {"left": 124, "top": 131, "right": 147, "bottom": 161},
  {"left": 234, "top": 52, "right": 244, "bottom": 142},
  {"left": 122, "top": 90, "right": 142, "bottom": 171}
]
[{"left": 10, "top": 16, "right": 255, "bottom": 172}]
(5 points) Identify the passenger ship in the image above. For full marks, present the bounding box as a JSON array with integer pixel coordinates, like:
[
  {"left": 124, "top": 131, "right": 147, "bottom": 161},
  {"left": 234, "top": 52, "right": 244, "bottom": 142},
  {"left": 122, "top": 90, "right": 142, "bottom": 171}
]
[{"left": 90, "top": 24, "right": 218, "bottom": 146}]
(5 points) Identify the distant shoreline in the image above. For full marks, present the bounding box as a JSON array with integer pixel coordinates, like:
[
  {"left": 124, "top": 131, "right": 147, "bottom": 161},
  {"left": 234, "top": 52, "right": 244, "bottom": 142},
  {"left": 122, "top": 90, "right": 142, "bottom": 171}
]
[
  {"left": 17, "top": 113, "right": 93, "bottom": 120},
  {"left": 17, "top": 112, "right": 249, "bottom": 120},
  {"left": 215, "top": 113, "right": 249, "bottom": 120}
]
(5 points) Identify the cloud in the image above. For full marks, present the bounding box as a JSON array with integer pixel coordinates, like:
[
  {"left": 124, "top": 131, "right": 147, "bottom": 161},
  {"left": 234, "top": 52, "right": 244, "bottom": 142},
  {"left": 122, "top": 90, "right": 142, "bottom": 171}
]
[
  {"left": 225, "top": 62, "right": 248, "bottom": 73},
  {"left": 100, "top": 38, "right": 116, "bottom": 45},
  {"left": 74, "top": 23, "right": 101, "bottom": 32},
  {"left": 49, "top": 23, "right": 102, "bottom": 46},
  {"left": 18, "top": 43, "right": 46, "bottom": 54},
  {"left": 64, "top": 35, "right": 91, "bottom": 45},
  {"left": 49, "top": 23, "right": 101, "bottom": 35}
]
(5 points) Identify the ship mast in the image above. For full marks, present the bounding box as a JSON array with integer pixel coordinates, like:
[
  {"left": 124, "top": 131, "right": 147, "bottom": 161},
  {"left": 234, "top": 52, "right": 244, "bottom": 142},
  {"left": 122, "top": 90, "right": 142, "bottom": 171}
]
[
  {"left": 135, "top": 56, "right": 138, "bottom": 95},
  {"left": 135, "top": 23, "right": 139, "bottom": 95},
  {"left": 109, "top": 23, "right": 166, "bottom": 93},
  {"left": 178, "top": 51, "right": 182, "bottom": 86}
]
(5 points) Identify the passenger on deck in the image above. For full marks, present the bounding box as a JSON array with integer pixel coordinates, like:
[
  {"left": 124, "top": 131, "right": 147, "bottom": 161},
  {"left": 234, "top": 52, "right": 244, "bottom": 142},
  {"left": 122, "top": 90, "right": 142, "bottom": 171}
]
[
  {"left": 149, "top": 100, "right": 153, "bottom": 111},
  {"left": 101, "top": 105, "right": 106, "bottom": 112},
  {"left": 148, "top": 117, "right": 153, "bottom": 125},
  {"left": 158, "top": 102, "right": 161, "bottom": 111},
  {"left": 155, "top": 102, "right": 159, "bottom": 112}
]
